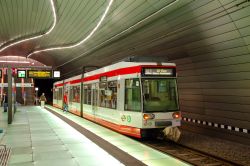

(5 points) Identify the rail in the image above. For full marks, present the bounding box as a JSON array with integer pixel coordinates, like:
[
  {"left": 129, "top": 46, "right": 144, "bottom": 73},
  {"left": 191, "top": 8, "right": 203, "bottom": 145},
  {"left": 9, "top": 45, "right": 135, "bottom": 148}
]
[{"left": 142, "top": 139, "right": 242, "bottom": 166}]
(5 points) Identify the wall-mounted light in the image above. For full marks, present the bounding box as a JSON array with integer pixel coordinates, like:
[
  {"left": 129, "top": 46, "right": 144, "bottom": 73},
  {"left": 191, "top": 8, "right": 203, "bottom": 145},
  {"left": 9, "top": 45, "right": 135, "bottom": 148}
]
[{"left": 27, "top": 0, "right": 113, "bottom": 58}]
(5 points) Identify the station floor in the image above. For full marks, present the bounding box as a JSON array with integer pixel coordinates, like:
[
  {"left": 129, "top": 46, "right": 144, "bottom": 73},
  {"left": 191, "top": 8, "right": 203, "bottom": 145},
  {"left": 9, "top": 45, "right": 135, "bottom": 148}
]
[{"left": 0, "top": 106, "right": 189, "bottom": 166}]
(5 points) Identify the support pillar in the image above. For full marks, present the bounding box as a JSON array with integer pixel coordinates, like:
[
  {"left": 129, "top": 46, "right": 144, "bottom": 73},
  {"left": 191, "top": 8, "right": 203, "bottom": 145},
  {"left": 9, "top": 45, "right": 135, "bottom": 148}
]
[{"left": 7, "top": 66, "right": 13, "bottom": 124}]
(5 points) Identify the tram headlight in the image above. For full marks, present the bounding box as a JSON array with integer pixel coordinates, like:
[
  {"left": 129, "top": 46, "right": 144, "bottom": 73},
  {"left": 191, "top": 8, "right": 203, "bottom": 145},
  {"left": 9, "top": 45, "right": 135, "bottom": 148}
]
[
  {"left": 172, "top": 112, "right": 181, "bottom": 119},
  {"left": 143, "top": 113, "right": 155, "bottom": 120}
]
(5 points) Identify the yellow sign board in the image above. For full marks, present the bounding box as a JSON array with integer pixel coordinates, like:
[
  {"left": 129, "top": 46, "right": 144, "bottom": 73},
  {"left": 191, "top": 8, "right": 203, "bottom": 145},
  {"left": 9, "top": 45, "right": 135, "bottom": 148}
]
[{"left": 27, "top": 70, "right": 52, "bottom": 78}]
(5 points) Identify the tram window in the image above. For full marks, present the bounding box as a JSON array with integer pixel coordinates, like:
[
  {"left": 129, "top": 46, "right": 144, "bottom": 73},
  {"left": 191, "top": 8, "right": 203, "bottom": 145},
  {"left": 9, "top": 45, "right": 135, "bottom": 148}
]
[
  {"left": 99, "top": 81, "right": 117, "bottom": 109},
  {"left": 142, "top": 79, "right": 178, "bottom": 112},
  {"left": 69, "top": 87, "right": 74, "bottom": 102},
  {"left": 108, "top": 81, "right": 117, "bottom": 109},
  {"left": 99, "top": 82, "right": 107, "bottom": 107},
  {"left": 125, "top": 79, "right": 141, "bottom": 112},
  {"left": 55, "top": 91, "right": 58, "bottom": 100},
  {"left": 55, "top": 90, "right": 59, "bottom": 100},
  {"left": 53, "top": 89, "right": 57, "bottom": 99},
  {"left": 158, "top": 81, "right": 167, "bottom": 92},
  {"left": 72, "top": 85, "right": 80, "bottom": 103},
  {"left": 83, "top": 84, "right": 91, "bottom": 105},
  {"left": 58, "top": 88, "right": 62, "bottom": 100}
]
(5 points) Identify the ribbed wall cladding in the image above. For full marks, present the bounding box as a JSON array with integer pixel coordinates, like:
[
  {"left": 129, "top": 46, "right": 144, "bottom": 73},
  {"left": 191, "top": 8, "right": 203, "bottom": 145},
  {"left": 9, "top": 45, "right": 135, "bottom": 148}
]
[
  {"left": 168, "top": 0, "right": 250, "bottom": 144},
  {"left": 81, "top": 0, "right": 250, "bottom": 144}
]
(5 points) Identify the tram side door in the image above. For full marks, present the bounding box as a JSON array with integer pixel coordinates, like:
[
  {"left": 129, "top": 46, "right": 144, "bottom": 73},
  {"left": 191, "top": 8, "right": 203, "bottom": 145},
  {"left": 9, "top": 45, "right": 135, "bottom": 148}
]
[{"left": 92, "top": 83, "right": 98, "bottom": 114}]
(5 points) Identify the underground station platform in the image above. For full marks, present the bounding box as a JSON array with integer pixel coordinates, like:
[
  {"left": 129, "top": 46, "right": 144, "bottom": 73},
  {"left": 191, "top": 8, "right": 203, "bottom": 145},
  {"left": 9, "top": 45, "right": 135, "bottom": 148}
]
[{"left": 0, "top": 106, "right": 189, "bottom": 166}]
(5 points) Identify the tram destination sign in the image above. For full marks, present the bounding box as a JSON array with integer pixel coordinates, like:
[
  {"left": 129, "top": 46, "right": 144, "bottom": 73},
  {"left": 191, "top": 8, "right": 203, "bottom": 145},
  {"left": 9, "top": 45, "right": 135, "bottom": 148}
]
[
  {"left": 27, "top": 70, "right": 52, "bottom": 78},
  {"left": 142, "top": 67, "right": 175, "bottom": 77}
]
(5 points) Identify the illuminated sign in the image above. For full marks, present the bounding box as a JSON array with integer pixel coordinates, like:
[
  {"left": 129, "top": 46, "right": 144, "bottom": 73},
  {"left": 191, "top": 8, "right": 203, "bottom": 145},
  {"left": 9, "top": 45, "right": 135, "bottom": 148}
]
[
  {"left": 142, "top": 68, "right": 175, "bottom": 76},
  {"left": 53, "top": 71, "right": 60, "bottom": 78},
  {"left": 17, "top": 70, "right": 26, "bottom": 78},
  {"left": 27, "top": 70, "right": 52, "bottom": 78},
  {"left": 15, "top": 83, "right": 34, "bottom": 87}
]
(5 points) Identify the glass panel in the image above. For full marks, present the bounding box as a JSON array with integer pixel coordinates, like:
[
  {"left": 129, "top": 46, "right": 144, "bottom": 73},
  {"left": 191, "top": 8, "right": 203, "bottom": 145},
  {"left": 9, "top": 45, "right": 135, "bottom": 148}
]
[
  {"left": 124, "top": 79, "right": 141, "bottom": 112},
  {"left": 53, "top": 89, "right": 57, "bottom": 99},
  {"left": 99, "top": 82, "right": 107, "bottom": 107},
  {"left": 72, "top": 85, "right": 80, "bottom": 103},
  {"left": 99, "top": 81, "right": 117, "bottom": 109},
  {"left": 83, "top": 84, "right": 91, "bottom": 105},
  {"left": 58, "top": 88, "right": 62, "bottom": 99},
  {"left": 92, "top": 83, "right": 98, "bottom": 107},
  {"left": 69, "top": 87, "right": 74, "bottom": 102},
  {"left": 142, "top": 78, "right": 178, "bottom": 112}
]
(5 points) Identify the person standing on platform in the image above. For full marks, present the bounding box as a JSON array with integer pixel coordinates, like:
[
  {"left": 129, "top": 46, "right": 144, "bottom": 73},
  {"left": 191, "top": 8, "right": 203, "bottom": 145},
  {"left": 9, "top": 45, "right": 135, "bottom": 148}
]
[
  {"left": 39, "top": 93, "right": 47, "bottom": 108},
  {"left": 2, "top": 92, "right": 8, "bottom": 112},
  {"left": 63, "top": 91, "right": 68, "bottom": 113},
  {"left": 23, "top": 91, "right": 27, "bottom": 105}
]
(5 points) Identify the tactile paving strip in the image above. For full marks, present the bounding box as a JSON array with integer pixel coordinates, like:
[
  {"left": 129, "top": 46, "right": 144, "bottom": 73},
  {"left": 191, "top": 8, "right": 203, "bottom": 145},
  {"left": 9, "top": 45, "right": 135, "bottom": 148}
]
[{"left": 0, "top": 146, "right": 11, "bottom": 166}]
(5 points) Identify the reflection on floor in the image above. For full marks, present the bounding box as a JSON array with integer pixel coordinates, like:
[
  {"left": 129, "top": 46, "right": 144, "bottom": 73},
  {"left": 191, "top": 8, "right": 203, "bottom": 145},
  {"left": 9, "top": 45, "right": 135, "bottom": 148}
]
[
  {"left": 0, "top": 106, "right": 189, "bottom": 166},
  {"left": 0, "top": 106, "right": 123, "bottom": 166}
]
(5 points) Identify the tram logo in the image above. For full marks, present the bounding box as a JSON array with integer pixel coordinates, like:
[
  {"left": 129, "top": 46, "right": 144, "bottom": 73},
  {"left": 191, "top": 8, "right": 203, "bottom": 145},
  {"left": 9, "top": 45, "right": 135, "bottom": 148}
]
[
  {"left": 121, "top": 115, "right": 131, "bottom": 122},
  {"left": 127, "top": 115, "right": 131, "bottom": 122},
  {"left": 121, "top": 115, "right": 126, "bottom": 121}
]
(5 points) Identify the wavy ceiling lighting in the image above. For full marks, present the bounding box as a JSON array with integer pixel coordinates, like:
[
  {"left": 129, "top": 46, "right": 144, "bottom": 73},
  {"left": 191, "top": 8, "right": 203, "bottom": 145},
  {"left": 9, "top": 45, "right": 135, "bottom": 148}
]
[
  {"left": 0, "top": 0, "right": 57, "bottom": 53},
  {"left": 56, "top": 0, "right": 179, "bottom": 68},
  {"left": 27, "top": 0, "right": 114, "bottom": 58}
]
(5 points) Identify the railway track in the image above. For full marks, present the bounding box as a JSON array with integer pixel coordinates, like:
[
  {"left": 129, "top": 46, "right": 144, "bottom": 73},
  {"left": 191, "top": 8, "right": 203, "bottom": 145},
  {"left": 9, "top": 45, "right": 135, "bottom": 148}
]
[{"left": 142, "top": 139, "right": 241, "bottom": 166}]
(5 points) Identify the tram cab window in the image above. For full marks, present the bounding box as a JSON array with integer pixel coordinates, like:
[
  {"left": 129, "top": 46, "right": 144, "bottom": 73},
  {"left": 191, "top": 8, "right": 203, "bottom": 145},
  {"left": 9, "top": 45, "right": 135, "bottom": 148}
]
[
  {"left": 99, "top": 81, "right": 117, "bottom": 109},
  {"left": 125, "top": 78, "right": 141, "bottom": 112},
  {"left": 83, "top": 84, "right": 91, "bottom": 105},
  {"left": 142, "top": 79, "right": 178, "bottom": 112}
]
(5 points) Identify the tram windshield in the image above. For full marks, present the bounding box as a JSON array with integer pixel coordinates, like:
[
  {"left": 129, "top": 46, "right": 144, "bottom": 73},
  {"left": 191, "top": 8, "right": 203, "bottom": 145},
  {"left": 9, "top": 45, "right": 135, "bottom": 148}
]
[{"left": 142, "top": 78, "right": 179, "bottom": 112}]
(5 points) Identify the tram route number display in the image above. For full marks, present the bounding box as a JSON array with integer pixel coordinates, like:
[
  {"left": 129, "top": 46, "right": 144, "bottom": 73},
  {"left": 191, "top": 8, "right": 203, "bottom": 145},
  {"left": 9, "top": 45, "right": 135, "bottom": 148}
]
[{"left": 27, "top": 70, "right": 52, "bottom": 78}]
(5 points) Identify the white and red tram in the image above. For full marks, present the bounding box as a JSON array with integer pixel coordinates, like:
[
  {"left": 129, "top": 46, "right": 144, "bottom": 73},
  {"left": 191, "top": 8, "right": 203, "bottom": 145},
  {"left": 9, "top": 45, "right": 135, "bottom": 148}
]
[{"left": 53, "top": 62, "right": 181, "bottom": 138}]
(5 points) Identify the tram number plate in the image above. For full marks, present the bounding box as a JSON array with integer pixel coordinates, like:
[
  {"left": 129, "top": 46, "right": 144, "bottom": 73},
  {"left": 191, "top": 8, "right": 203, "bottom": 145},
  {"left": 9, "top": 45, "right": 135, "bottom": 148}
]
[{"left": 155, "top": 121, "right": 172, "bottom": 127}]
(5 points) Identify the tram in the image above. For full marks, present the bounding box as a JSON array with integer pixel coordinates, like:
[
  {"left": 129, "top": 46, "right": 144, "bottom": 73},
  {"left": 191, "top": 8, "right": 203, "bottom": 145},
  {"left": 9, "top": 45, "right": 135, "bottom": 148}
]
[{"left": 53, "top": 62, "right": 181, "bottom": 138}]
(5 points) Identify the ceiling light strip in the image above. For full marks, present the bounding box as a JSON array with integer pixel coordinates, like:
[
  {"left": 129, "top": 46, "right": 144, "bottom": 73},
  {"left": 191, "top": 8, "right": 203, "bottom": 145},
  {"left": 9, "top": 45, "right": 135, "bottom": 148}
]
[
  {"left": 0, "top": 60, "right": 30, "bottom": 64},
  {"left": 27, "top": 0, "right": 114, "bottom": 58},
  {"left": 0, "top": 0, "right": 57, "bottom": 53},
  {"left": 56, "top": 0, "right": 179, "bottom": 68}
]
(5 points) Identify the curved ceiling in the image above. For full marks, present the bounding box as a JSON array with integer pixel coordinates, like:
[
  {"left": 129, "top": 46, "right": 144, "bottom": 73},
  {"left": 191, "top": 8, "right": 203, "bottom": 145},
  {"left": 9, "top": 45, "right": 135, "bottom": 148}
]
[
  {"left": 0, "top": 0, "right": 249, "bottom": 77},
  {"left": 0, "top": 0, "right": 191, "bottom": 74}
]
